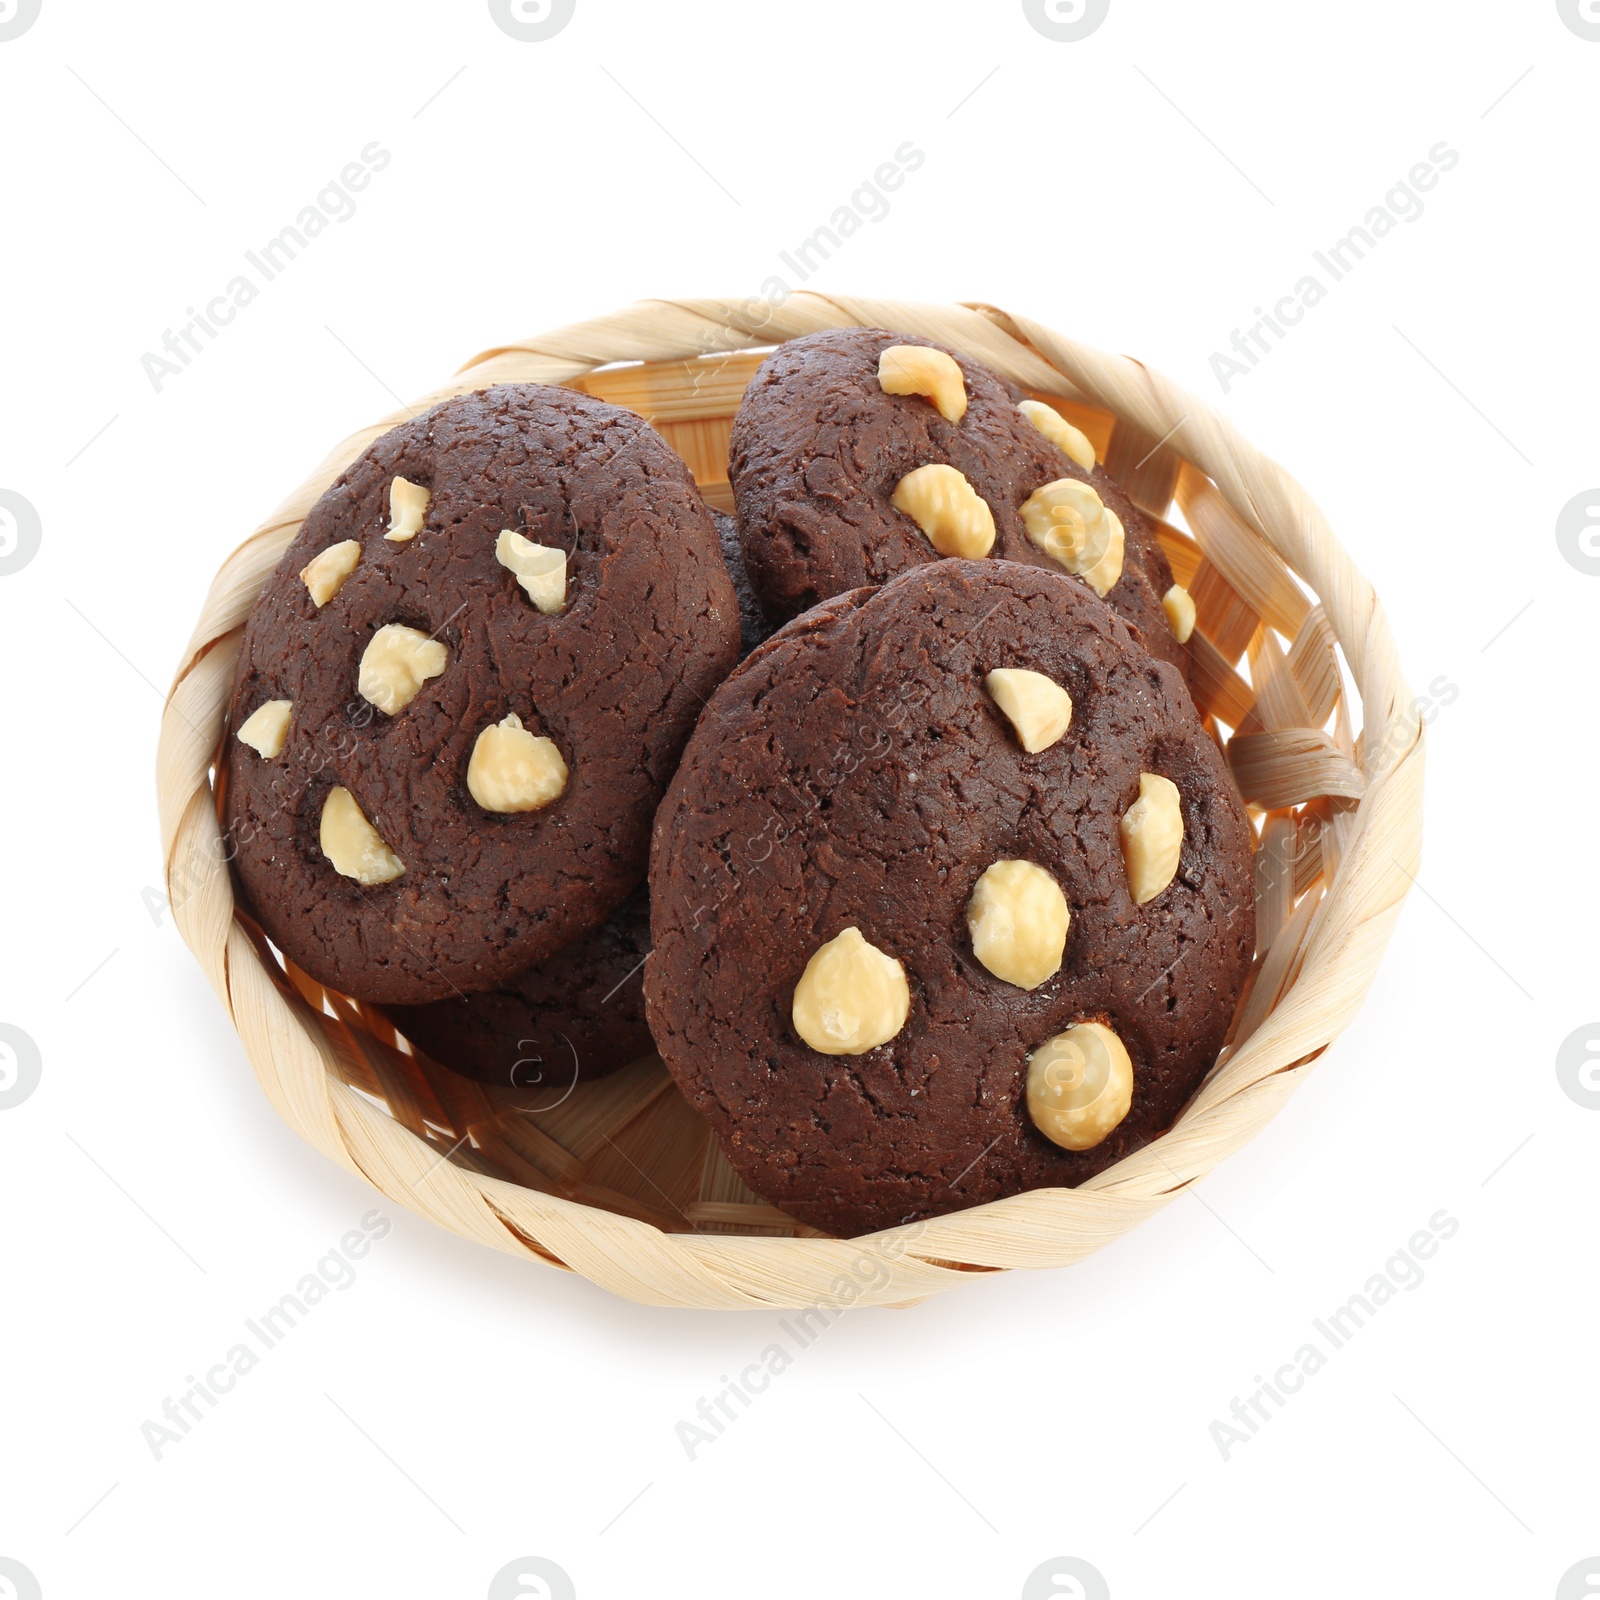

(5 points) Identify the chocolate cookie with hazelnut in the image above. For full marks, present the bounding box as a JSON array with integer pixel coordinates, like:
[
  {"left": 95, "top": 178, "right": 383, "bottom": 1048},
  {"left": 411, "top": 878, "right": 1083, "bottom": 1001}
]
[
  {"left": 644, "top": 560, "right": 1252, "bottom": 1237},
  {"left": 729, "top": 325, "right": 1194, "bottom": 675},
  {"left": 224, "top": 385, "right": 741, "bottom": 1005}
]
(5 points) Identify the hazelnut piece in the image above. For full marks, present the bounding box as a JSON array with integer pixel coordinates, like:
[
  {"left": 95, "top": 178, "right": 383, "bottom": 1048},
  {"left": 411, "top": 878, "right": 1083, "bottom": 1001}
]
[
  {"left": 300, "top": 541, "right": 361, "bottom": 608},
  {"left": 385, "top": 477, "right": 430, "bottom": 542},
  {"left": 984, "top": 669, "right": 1072, "bottom": 753},
  {"left": 891, "top": 464, "right": 996, "bottom": 558},
  {"left": 467, "top": 713, "right": 568, "bottom": 813},
  {"left": 1120, "top": 772, "right": 1184, "bottom": 905},
  {"left": 1019, "top": 478, "right": 1125, "bottom": 596},
  {"left": 236, "top": 699, "right": 293, "bottom": 759},
  {"left": 791, "top": 926, "right": 910, "bottom": 1056},
  {"left": 1026, "top": 1022, "right": 1134, "bottom": 1151},
  {"left": 966, "top": 860, "right": 1070, "bottom": 990},
  {"left": 320, "top": 786, "right": 404, "bottom": 884},
  {"left": 878, "top": 344, "right": 968, "bottom": 423},
  {"left": 357, "top": 624, "right": 449, "bottom": 716},
  {"left": 1162, "top": 584, "right": 1196, "bottom": 644},
  {"left": 496, "top": 529, "right": 567, "bottom": 614},
  {"left": 1018, "top": 400, "right": 1096, "bottom": 470}
]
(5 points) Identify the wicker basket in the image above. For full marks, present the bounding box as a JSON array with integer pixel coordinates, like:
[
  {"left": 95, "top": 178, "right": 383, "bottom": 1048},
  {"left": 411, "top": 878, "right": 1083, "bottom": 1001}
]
[{"left": 156, "top": 296, "right": 1423, "bottom": 1310}]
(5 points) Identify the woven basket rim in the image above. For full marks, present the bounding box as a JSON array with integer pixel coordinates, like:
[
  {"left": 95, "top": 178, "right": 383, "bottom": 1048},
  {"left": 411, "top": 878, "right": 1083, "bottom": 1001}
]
[{"left": 157, "top": 294, "right": 1424, "bottom": 1310}]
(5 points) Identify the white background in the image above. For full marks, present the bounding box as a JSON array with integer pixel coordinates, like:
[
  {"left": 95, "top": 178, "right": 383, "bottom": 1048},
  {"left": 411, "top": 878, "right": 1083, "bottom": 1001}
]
[{"left": 2, "top": 2, "right": 1595, "bottom": 1597}]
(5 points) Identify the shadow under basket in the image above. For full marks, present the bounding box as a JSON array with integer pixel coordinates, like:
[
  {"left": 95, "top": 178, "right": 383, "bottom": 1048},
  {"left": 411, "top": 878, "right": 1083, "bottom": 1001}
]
[{"left": 157, "top": 296, "right": 1423, "bottom": 1310}]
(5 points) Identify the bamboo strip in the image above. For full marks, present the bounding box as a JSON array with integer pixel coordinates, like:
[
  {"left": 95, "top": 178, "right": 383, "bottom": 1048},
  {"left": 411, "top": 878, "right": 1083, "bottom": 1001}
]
[
  {"left": 1229, "top": 729, "right": 1368, "bottom": 808},
  {"left": 655, "top": 417, "right": 737, "bottom": 500},
  {"left": 1187, "top": 632, "right": 1256, "bottom": 729},
  {"left": 1176, "top": 463, "right": 1312, "bottom": 640},
  {"left": 1239, "top": 627, "right": 1316, "bottom": 737},
  {"left": 500, "top": 1054, "right": 676, "bottom": 1164},
  {"left": 1151, "top": 517, "right": 1203, "bottom": 589},
  {"left": 464, "top": 1124, "right": 565, "bottom": 1196},
  {"left": 1287, "top": 605, "right": 1343, "bottom": 727},
  {"left": 1294, "top": 803, "right": 1328, "bottom": 900},
  {"left": 1189, "top": 560, "right": 1261, "bottom": 665},
  {"left": 1222, "top": 885, "right": 1326, "bottom": 1063},
  {"left": 568, "top": 351, "right": 766, "bottom": 421},
  {"left": 1104, "top": 417, "right": 1184, "bottom": 516},
  {"left": 1254, "top": 810, "right": 1298, "bottom": 954},
  {"left": 695, "top": 1142, "right": 796, "bottom": 1237},
  {"left": 580, "top": 1091, "right": 715, "bottom": 1220},
  {"left": 685, "top": 1202, "right": 803, "bottom": 1229},
  {"left": 324, "top": 994, "right": 430, "bottom": 1141},
  {"left": 561, "top": 1183, "right": 690, "bottom": 1236},
  {"left": 492, "top": 1115, "right": 587, "bottom": 1186}
]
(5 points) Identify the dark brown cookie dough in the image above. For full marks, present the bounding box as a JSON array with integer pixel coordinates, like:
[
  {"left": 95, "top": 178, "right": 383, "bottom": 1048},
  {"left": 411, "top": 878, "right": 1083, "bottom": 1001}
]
[
  {"left": 645, "top": 560, "right": 1253, "bottom": 1237},
  {"left": 224, "top": 384, "right": 741, "bottom": 1005},
  {"left": 729, "top": 327, "right": 1188, "bottom": 676},
  {"left": 712, "top": 509, "right": 776, "bottom": 658},
  {"left": 383, "top": 889, "right": 654, "bottom": 1089}
]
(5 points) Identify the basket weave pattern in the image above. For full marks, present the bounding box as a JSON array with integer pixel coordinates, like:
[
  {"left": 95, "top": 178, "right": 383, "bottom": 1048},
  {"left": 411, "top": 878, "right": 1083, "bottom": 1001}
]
[{"left": 157, "top": 297, "right": 1423, "bottom": 1309}]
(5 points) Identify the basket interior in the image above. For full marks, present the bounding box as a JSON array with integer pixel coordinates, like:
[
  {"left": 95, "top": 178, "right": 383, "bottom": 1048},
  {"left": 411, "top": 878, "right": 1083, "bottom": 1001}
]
[{"left": 233, "top": 347, "right": 1365, "bottom": 1245}]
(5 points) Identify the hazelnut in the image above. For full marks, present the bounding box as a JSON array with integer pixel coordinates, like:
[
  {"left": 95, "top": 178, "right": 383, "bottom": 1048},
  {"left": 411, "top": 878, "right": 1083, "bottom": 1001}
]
[
  {"left": 236, "top": 699, "right": 293, "bottom": 759},
  {"left": 467, "top": 712, "right": 568, "bottom": 812},
  {"left": 300, "top": 540, "right": 361, "bottom": 607},
  {"left": 496, "top": 529, "right": 567, "bottom": 614},
  {"left": 1017, "top": 400, "right": 1096, "bottom": 471},
  {"left": 878, "top": 345, "right": 968, "bottom": 423},
  {"left": 891, "top": 463, "right": 996, "bottom": 559},
  {"left": 1120, "top": 772, "right": 1184, "bottom": 904},
  {"left": 984, "top": 668, "right": 1072, "bottom": 753},
  {"left": 357, "top": 624, "right": 449, "bottom": 716},
  {"left": 791, "top": 926, "right": 910, "bottom": 1056},
  {"left": 1019, "top": 478, "right": 1125, "bottom": 596},
  {"left": 966, "top": 859, "right": 1070, "bottom": 990},
  {"left": 320, "top": 786, "right": 405, "bottom": 884},
  {"left": 1162, "top": 583, "right": 1196, "bottom": 644},
  {"left": 385, "top": 476, "right": 430, "bottom": 542},
  {"left": 1026, "top": 1022, "right": 1134, "bottom": 1151}
]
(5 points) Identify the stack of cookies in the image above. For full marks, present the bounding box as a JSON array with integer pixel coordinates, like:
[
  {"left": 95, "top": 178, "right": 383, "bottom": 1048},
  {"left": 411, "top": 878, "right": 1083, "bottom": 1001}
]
[{"left": 225, "top": 329, "right": 1255, "bottom": 1238}]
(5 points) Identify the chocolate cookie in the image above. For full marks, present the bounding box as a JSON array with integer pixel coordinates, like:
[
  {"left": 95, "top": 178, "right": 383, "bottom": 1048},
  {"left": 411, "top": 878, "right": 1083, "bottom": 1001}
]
[
  {"left": 224, "top": 384, "right": 741, "bottom": 1005},
  {"left": 645, "top": 560, "right": 1253, "bottom": 1236},
  {"left": 384, "top": 889, "right": 653, "bottom": 1089},
  {"left": 729, "top": 327, "right": 1191, "bottom": 675}
]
